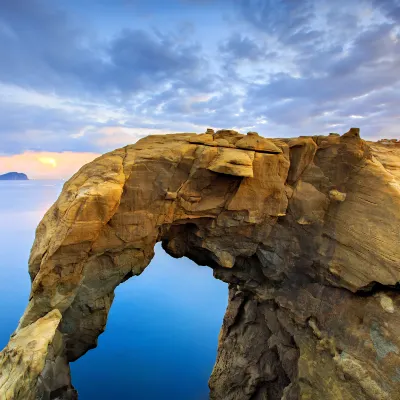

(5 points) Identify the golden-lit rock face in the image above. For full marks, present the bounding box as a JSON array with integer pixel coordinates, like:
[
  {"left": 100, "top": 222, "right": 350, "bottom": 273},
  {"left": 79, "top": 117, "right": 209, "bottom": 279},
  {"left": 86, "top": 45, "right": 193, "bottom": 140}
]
[
  {"left": 1, "top": 128, "right": 400, "bottom": 400},
  {"left": 0, "top": 310, "right": 76, "bottom": 400}
]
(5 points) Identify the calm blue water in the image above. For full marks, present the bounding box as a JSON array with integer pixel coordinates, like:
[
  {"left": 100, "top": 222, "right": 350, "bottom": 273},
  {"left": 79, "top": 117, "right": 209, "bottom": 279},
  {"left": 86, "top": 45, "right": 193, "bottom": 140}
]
[{"left": 0, "top": 180, "right": 228, "bottom": 399}]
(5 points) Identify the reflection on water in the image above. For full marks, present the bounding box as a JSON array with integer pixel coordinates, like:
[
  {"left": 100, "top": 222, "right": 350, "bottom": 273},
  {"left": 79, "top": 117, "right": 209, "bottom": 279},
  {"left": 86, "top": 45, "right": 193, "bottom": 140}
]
[{"left": 0, "top": 181, "right": 228, "bottom": 400}]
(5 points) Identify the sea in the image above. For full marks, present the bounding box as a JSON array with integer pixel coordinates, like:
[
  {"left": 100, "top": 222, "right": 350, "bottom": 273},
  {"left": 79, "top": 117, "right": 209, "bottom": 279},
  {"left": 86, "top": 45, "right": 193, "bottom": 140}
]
[{"left": 0, "top": 180, "right": 228, "bottom": 399}]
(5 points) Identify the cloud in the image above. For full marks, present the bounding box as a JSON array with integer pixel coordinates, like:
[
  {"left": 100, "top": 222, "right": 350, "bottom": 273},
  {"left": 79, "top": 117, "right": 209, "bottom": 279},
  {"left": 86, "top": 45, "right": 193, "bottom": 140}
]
[
  {"left": 237, "top": 0, "right": 316, "bottom": 41},
  {"left": 0, "top": 0, "right": 225, "bottom": 158},
  {"left": 0, "top": 0, "right": 399, "bottom": 161},
  {"left": 105, "top": 29, "right": 210, "bottom": 93},
  {"left": 0, "top": 0, "right": 94, "bottom": 94},
  {"left": 0, "top": 84, "right": 213, "bottom": 155},
  {"left": 233, "top": 0, "right": 400, "bottom": 139},
  {"left": 373, "top": 0, "right": 400, "bottom": 22},
  {"left": 0, "top": 0, "right": 216, "bottom": 98},
  {"left": 219, "top": 33, "right": 271, "bottom": 62}
]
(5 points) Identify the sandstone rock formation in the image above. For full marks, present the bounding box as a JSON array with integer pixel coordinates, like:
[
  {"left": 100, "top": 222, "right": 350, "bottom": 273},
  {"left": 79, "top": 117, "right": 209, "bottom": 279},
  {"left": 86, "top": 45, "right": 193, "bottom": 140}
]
[{"left": 1, "top": 128, "right": 400, "bottom": 399}]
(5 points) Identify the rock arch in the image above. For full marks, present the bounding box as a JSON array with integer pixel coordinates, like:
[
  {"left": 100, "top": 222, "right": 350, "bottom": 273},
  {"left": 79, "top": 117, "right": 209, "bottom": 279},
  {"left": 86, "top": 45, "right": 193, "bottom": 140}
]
[{"left": 1, "top": 129, "right": 400, "bottom": 399}]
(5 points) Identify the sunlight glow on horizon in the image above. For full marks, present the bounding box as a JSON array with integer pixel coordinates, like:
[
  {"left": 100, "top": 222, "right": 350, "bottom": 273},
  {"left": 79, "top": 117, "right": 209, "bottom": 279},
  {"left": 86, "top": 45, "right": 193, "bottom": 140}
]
[
  {"left": 0, "top": 151, "right": 100, "bottom": 180},
  {"left": 38, "top": 156, "right": 57, "bottom": 168}
]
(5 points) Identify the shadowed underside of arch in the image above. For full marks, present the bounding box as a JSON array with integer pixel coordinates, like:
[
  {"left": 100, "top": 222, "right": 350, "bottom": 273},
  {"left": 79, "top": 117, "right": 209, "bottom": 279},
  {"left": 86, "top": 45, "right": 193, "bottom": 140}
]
[{"left": 1, "top": 129, "right": 400, "bottom": 400}]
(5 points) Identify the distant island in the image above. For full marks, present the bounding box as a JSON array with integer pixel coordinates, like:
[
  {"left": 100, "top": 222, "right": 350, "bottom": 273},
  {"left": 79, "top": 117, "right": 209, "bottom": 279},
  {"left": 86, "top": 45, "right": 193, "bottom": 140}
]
[{"left": 0, "top": 172, "right": 29, "bottom": 180}]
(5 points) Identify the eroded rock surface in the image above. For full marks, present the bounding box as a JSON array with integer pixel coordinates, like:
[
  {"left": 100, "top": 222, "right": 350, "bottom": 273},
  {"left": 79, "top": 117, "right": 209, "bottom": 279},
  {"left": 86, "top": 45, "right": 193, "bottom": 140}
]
[
  {"left": 1, "top": 128, "right": 400, "bottom": 399},
  {"left": 0, "top": 310, "right": 75, "bottom": 400}
]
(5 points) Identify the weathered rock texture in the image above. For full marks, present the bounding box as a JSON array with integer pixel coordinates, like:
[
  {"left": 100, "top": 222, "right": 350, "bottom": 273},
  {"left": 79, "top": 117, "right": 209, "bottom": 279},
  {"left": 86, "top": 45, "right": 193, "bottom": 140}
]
[{"left": 1, "top": 128, "right": 400, "bottom": 399}]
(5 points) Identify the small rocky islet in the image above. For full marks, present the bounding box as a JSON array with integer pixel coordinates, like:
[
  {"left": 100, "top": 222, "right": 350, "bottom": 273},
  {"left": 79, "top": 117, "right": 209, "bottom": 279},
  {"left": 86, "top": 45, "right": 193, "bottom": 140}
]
[{"left": 0, "top": 172, "right": 28, "bottom": 180}]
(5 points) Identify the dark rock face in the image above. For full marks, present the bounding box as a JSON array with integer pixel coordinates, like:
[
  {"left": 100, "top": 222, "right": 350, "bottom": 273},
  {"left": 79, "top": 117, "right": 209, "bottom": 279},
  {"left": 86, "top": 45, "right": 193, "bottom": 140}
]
[
  {"left": 0, "top": 172, "right": 28, "bottom": 180},
  {"left": 1, "top": 129, "right": 400, "bottom": 400}
]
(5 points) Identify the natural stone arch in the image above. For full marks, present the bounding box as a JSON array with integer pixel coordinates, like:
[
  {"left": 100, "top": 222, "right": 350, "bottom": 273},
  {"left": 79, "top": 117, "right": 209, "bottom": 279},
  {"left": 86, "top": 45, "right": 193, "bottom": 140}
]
[{"left": 1, "top": 129, "right": 400, "bottom": 400}]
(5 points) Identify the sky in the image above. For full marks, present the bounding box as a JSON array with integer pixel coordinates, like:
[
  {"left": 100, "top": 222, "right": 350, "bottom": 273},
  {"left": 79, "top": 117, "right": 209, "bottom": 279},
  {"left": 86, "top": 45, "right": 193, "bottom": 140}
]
[{"left": 0, "top": 0, "right": 399, "bottom": 178}]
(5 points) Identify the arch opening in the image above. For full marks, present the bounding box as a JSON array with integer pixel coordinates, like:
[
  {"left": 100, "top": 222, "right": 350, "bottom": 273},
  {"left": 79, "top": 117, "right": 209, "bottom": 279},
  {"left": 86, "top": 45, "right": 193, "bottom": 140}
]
[{"left": 70, "top": 243, "right": 228, "bottom": 400}]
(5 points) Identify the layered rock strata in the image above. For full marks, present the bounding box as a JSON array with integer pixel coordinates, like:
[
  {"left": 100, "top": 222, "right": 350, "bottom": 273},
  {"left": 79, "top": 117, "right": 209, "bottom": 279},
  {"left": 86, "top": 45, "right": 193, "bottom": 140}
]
[{"left": 1, "top": 128, "right": 400, "bottom": 400}]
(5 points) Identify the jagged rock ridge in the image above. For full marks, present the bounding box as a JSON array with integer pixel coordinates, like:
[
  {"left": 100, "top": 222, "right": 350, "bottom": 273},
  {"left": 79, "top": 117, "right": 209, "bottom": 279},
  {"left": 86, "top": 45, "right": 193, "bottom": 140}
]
[{"left": 1, "top": 128, "right": 400, "bottom": 400}]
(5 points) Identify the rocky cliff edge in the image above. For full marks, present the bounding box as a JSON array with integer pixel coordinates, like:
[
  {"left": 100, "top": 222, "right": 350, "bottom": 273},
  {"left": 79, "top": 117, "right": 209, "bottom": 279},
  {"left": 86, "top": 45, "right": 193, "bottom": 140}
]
[{"left": 1, "top": 128, "right": 400, "bottom": 400}]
